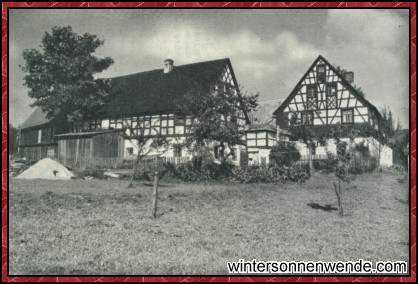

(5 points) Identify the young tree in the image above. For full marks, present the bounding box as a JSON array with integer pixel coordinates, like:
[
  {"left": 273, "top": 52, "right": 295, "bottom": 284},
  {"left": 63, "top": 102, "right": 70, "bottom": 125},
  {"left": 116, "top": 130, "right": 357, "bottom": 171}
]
[
  {"left": 20, "top": 26, "right": 114, "bottom": 132},
  {"left": 178, "top": 83, "right": 258, "bottom": 167},
  {"left": 330, "top": 124, "right": 360, "bottom": 217},
  {"left": 122, "top": 119, "right": 168, "bottom": 188}
]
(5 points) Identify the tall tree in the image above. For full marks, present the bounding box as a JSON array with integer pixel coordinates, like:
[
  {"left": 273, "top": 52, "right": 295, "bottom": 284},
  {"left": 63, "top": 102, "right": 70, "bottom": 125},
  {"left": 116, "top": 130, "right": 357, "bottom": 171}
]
[{"left": 20, "top": 26, "right": 114, "bottom": 131}]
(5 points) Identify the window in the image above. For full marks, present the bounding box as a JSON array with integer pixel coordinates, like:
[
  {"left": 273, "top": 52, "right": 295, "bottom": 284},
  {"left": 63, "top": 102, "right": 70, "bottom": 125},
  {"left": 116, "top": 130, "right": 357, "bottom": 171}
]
[
  {"left": 317, "top": 65, "right": 326, "bottom": 83},
  {"left": 159, "top": 114, "right": 174, "bottom": 135},
  {"left": 37, "top": 129, "right": 42, "bottom": 143},
  {"left": 173, "top": 145, "right": 182, "bottom": 157},
  {"left": 101, "top": 119, "right": 109, "bottom": 129},
  {"left": 176, "top": 115, "right": 185, "bottom": 125},
  {"left": 341, "top": 109, "right": 354, "bottom": 124},
  {"left": 326, "top": 84, "right": 337, "bottom": 96},
  {"left": 307, "top": 85, "right": 317, "bottom": 98},
  {"left": 126, "top": 147, "right": 134, "bottom": 156},
  {"left": 306, "top": 85, "right": 317, "bottom": 110},
  {"left": 109, "top": 118, "right": 122, "bottom": 129},
  {"left": 326, "top": 83, "right": 338, "bottom": 108},
  {"left": 90, "top": 119, "right": 101, "bottom": 130},
  {"left": 301, "top": 112, "right": 313, "bottom": 125}
]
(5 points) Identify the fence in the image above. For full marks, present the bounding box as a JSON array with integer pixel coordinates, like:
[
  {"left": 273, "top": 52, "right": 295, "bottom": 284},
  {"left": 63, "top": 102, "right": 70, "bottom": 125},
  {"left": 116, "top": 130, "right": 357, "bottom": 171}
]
[
  {"left": 65, "top": 156, "right": 192, "bottom": 170},
  {"left": 299, "top": 154, "right": 328, "bottom": 164}
]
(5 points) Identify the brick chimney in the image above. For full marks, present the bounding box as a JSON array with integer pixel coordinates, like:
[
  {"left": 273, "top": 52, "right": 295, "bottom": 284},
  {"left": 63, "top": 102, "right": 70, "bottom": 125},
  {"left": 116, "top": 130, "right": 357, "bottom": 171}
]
[
  {"left": 164, "top": 59, "right": 174, "bottom": 74},
  {"left": 343, "top": 71, "right": 354, "bottom": 84}
]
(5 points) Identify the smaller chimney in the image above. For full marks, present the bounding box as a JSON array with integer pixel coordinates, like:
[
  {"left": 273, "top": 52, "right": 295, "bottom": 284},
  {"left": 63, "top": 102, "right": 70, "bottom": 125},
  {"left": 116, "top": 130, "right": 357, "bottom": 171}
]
[
  {"left": 343, "top": 71, "right": 354, "bottom": 84},
  {"left": 164, "top": 59, "right": 174, "bottom": 74}
]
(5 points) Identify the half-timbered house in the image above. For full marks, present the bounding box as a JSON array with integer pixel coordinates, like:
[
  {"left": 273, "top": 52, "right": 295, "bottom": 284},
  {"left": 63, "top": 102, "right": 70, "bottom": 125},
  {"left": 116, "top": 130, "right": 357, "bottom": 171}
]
[
  {"left": 273, "top": 55, "right": 393, "bottom": 166},
  {"left": 17, "top": 58, "right": 250, "bottom": 166}
]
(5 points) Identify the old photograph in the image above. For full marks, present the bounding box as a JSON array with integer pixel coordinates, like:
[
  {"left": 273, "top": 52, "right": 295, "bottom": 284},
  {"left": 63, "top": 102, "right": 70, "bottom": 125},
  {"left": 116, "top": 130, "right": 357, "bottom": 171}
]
[{"left": 8, "top": 8, "right": 410, "bottom": 275}]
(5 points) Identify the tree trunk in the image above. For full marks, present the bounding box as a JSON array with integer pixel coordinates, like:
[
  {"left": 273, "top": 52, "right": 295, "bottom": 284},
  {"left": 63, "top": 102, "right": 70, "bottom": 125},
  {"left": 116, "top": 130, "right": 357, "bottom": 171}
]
[
  {"left": 334, "top": 180, "right": 343, "bottom": 217},
  {"left": 151, "top": 171, "right": 159, "bottom": 218},
  {"left": 127, "top": 154, "right": 141, "bottom": 188},
  {"left": 309, "top": 145, "right": 313, "bottom": 173}
]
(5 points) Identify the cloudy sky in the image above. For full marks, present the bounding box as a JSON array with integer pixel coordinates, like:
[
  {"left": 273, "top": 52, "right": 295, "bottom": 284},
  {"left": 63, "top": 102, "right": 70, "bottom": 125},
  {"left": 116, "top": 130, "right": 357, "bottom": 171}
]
[{"left": 9, "top": 9, "right": 409, "bottom": 127}]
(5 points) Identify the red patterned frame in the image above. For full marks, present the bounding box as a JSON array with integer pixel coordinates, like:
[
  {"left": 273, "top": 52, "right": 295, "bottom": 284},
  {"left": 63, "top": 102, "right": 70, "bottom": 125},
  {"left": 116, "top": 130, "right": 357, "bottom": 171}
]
[{"left": 1, "top": 2, "right": 416, "bottom": 282}]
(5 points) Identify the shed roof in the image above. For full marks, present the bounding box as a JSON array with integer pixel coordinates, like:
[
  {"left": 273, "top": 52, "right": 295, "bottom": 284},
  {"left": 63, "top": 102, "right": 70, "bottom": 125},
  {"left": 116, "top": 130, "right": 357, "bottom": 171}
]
[
  {"left": 247, "top": 123, "right": 276, "bottom": 132},
  {"left": 55, "top": 129, "right": 124, "bottom": 139}
]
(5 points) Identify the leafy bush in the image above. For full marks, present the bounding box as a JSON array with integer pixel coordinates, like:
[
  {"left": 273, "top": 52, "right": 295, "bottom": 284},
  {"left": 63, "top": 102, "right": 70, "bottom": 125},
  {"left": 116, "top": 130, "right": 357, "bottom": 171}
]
[
  {"left": 348, "top": 153, "right": 378, "bottom": 174},
  {"left": 232, "top": 163, "right": 310, "bottom": 183},
  {"left": 165, "top": 160, "right": 235, "bottom": 182},
  {"left": 269, "top": 142, "right": 301, "bottom": 167},
  {"left": 354, "top": 141, "right": 370, "bottom": 157},
  {"left": 314, "top": 151, "right": 338, "bottom": 171}
]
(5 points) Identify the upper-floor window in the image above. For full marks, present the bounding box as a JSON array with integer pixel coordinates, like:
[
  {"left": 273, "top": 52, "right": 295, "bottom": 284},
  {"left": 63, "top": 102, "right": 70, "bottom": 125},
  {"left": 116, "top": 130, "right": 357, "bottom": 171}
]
[
  {"left": 306, "top": 85, "right": 317, "bottom": 110},
  {"left": 341, "top": 109, "right": 354, "bottom": 124},
  {"left": 326, "top": 83, "right": 338, "bottom": 109},
  {"left": 301, "top": 112, "right": 313, "bottom": 125},
  {"left": 307, "top": 85, "right": 317, "bottom": 98},
  {"left": 326, "top": 83, "right": 337, "bottom": 96},
  {"left": 317, "top": 65, "right": 326, "bottom": 83}
]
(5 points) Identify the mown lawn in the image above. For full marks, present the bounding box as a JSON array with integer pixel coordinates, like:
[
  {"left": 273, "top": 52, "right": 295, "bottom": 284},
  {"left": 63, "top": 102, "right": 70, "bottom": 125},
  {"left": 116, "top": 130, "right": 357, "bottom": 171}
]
[{"left": 9, "top": 171, "right": 409, "bottom": 275}]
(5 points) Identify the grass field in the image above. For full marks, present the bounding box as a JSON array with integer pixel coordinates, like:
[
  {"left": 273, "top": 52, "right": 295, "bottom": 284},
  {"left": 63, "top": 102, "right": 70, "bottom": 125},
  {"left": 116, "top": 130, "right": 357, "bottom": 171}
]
[{"left": 9, "top": 171, "right": 409, "bottom": 275}]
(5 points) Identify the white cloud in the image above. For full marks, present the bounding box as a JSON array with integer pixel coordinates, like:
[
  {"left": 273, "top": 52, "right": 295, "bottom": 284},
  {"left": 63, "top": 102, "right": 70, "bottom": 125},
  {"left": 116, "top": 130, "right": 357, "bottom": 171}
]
[
  {"left": 98, "top": 23, "right": 323, "bottom": 101},
  {"left": 323, "top": 9, "right": 409, "bottom": 126}
]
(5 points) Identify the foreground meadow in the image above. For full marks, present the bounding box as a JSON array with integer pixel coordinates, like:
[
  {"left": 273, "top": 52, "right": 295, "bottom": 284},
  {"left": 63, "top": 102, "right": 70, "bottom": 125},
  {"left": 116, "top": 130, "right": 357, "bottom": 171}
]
[{"left": 9, "top": 171, "right": 409, "bottom": 275}]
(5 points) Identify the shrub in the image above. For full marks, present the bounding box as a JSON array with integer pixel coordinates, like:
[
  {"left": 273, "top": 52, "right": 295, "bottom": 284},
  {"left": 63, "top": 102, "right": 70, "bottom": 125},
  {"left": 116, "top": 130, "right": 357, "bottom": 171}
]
[
  {"left": 232, "top": 163, "right": 310, "bottom": 183},
  {"left": 269, "top": 142, "right": 301, "bottom": 167},
  {"left": 314, "top": 151, "right": 338, "bottom": 171},
  {"left": 166, "top": 160, "right": 235, "bottom": 182},
  {"left": 348, "top": 153, "right": 378, "bottom": 174},
  {"left": 354, "top": 141, "right": 370, "bottom": 157}
]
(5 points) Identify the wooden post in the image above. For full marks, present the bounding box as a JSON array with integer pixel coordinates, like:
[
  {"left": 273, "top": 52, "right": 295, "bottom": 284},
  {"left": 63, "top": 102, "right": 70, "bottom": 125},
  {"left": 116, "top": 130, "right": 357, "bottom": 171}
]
[
  {"left": 152, "top": 171, "right": 159, "bottom": 218},
  {"left": 334, "top": 180, "right": 343, "bottom": 217},
  {"left": 309, "top": 144, "right": 313, "bottom": 173}
]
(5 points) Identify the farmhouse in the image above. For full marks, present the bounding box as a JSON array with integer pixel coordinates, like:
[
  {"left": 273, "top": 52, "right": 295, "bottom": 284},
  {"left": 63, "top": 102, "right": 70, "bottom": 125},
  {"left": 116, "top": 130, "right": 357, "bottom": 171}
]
[
  {"left": 18, "top": 58, "right": 274, "bottom": 166},
  {"left": 273, "top": 55, "right": 393, "bottom": 166}
]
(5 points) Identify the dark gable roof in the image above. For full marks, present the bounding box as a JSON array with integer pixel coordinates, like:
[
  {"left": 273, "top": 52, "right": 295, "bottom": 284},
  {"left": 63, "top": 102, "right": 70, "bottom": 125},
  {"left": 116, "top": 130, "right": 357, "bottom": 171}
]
[
  {"left": 103, "top": 58, "right": 232, "bottom": 118},
  {"left": 20, "top": 58, "right": 235, "bottom": 129},
  {"left": 272, "top": 55, "right": 382, "bottom": 120}
]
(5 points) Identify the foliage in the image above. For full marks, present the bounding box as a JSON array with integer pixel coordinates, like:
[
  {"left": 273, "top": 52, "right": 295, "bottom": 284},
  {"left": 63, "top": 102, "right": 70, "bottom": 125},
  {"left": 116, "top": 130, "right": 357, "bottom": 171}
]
[
  {"left": 368, "top": 105, "right": 401, "bottom": 164},
  {"left": 353, "top": 141, "right": 370, "bottom": 157},
  {"left": 232, "top": 163, "right": 310, "bottom": 183},
  {"left": 166, "top": 160, "right": 235, "bottom": 182},
  {"left": 335, "top": 141, "right": 350, "bottom": 182},
  {"left": 178, "top": 82, "right": 258, "bottom": 161},
  {"left": 348, "top": 153, "right": 379, "bottom": 174},
  {"left": 20, "top": 26, "right": 114, "bottom": 130},
  {"left": 9, "top": 124, "right": 19, "bottom": 155},
  {"left": 314, "top": 151, "right": 338, "bottom": 171},
  {"left": 269, "top": 142, "right": 301, "bottom": 167}
]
